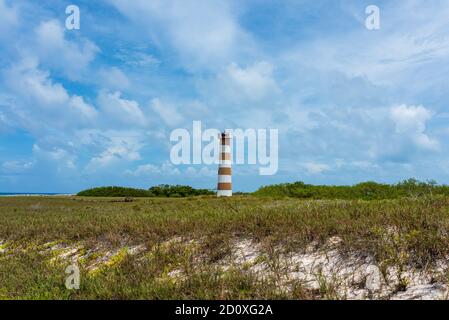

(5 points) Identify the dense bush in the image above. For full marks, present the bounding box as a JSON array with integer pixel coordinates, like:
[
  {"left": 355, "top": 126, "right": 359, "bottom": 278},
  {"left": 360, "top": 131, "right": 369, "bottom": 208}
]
[
  {"left": 148, "top": 184, "right": 215, "bottom": 197},
  {"left": 77, "top": 185, "right": 215, "bottom": 197},
  {"left": 77, "top": 186, "right": 151, "bottom": 197},
  {"left": 254, "top": 178, "right": 449, "bottom": 200}
]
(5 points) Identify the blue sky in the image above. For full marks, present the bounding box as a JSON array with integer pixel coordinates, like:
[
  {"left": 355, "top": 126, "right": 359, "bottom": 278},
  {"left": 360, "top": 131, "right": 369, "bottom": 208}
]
[{"left": 1, "top": 0, "right": 449, "bottom": 192}]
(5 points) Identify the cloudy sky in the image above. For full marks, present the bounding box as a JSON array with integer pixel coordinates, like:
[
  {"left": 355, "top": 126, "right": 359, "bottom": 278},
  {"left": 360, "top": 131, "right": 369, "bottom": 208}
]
[{"left": 1, "top": 0, "right": 449, "bottom": 192}]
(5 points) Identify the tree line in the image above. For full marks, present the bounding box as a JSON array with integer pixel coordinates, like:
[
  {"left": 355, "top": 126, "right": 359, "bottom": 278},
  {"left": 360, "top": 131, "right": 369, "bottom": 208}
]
[
  {"left": 77, "top": 185, "right": 214, "bottom": 197},
  {"left": 254, "top": 179, "right": 449, "bottom": 200},
  {"left": 77, "top": 179, "right": 449, "bottom": 200}
]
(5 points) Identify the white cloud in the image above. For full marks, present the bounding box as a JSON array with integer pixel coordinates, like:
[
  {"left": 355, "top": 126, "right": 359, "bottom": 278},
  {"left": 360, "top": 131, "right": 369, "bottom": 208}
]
[
  {"left": 195, "top": 61, "right": 280, "bottom": 113},
  {"left": 85, "top": 130, "right": 146, "bottom": 171},
  {"left": 2, "top": 1, "right": 449, "bottom": 190},
  {"left": 0, "top": 110, "right": 11, "bottom": 131},
  {"left": 32, "top": 144, "right": 76, "bottom": 170},
  {"left": 107, "top": 0, "right": 252, "bottom": 69},
  {"left": 97, "top": 67, "right": 131, "bottom": 90},
  {"left": 115, "top": 51, "right": 160, "bottom": 68},
  {"left": 282, "top": 2, "right": 449, "bottom": 88},
  {"left": 6, "top": 58, "right": 68, "bottom": 105},
  {"left": 3, "top": 58, "right": 97, "bottom": 132},
  {"left": 126, "top": 162, "right": 215, "bottom": 177},
  {"left": 277, "top": 103, "right": 440, "bottom": 173},
  {"left": 1, "top": 160, "right": 33, "bottom": 174},
  {"left": 125, "top": 161, "right": 181, "bottom": 176},
  {"left": 97, "top": 91, "right": 147, "bottom": 126},
  {"left": 160, "top": 161, "right": 181, "bottom": 175},
  {"left": 127, "top": 163, "right": 159, "bottom": 176},
  {"left": 69, "top": 96, "right": 97, "bottom": 122},
  {"left": 186, "top": 166, "right": 215, "bottom": 177},
  {"left": 303, "top": 162, "right": 330, "bottom": 175},
  {"left": 217, "top": 62, "right": 279, "bottom": 102},
  {"left": 0, "top": 0, "right": 18, "bottom": 38},
  {"left": 151, "top": 98, "right": 184, "bottom": 127},
  {"left": 88, "top": 145, "right": 141, "bottom": 169},
  {"left": 390, "top": 105, "right": 438, "bottom": 150},
  {"left": 34, "top": 20, "right": 99, "bottom": 79}
]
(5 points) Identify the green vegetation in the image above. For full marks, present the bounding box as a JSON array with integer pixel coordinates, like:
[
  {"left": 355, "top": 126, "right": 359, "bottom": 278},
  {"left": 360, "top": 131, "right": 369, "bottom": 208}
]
[
  {"left": 255, "top": 178, "right": 449, "bottom": 200},
  {"left": 77, "top": 186, "right": 151, "bottom": 197},
  {"left": 1, "top": 195, "right": 449, "bottom": 299},
  {"left": 77, "top": 185, "right": 214, "bottom": 197},
  {"left": 148, "top": 184, "right": 214, "bottom": 197},
  {"left": 77, "top": 179, "right": 449, "bottom": 200}
]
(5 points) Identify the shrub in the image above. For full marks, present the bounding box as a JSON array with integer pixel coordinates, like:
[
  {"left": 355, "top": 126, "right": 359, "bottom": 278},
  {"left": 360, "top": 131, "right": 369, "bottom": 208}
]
[
  {"left": 77, "top": 185, "right": 215, "bottom": 197},
  {"left": 148, "top": 184, "right": 215, "bottom": 197},
  {"left": 254, "top": 179, "right": 449, "bottom": 200},
  {"left": 77, "top": 186, "right": 151, "bottom": 197}
]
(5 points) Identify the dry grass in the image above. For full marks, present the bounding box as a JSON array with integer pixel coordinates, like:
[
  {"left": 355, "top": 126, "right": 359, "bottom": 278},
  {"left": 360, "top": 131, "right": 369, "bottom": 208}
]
[{"left": 1, "top": 195, "right": 449, "bottom": 299}]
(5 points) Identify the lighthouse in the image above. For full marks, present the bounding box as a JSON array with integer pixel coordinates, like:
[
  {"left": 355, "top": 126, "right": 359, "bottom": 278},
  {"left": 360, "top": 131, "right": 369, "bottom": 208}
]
[{"left": 217, "top": 132, "right": 232, "bottom": 197}]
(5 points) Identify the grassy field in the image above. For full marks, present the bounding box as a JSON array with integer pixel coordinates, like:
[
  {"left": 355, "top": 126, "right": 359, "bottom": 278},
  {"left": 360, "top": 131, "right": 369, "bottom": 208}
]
[{"left": 1, "top": 195, "right": 449, "bottom": 299}]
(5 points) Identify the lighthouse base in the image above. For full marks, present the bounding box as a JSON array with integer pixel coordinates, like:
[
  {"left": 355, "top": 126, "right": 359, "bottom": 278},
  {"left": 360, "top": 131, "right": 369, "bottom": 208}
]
[{"left": 217, "top": 190, "right": 232, "bottom": 197}]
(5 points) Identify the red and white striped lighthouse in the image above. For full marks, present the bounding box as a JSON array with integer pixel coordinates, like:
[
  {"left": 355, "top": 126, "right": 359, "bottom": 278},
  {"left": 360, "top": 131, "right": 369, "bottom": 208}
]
[{"left": 217, "top": 132, "right": 232, "bottom": 197}]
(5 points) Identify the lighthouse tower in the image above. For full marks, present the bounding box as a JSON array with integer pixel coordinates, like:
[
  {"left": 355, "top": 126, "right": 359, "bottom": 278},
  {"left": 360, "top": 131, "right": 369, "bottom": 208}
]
[{"left": 217, "top": 132, "right": 232, "bottom": 197}]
